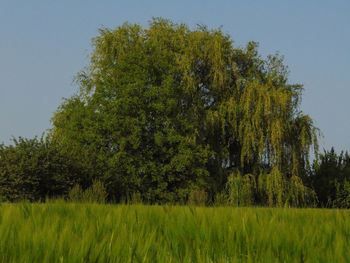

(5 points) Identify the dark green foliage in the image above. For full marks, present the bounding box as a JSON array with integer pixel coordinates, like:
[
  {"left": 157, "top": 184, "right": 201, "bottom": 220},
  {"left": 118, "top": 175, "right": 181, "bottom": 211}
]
[
  {"left": 335, "top": 180, "right": 350, "bottom": 208},
  {"left": 311, "top": 148, "right": 350, "bottom": 207},
  {"left": 0, "top": 137, "right": 80, "bottom": 201}
]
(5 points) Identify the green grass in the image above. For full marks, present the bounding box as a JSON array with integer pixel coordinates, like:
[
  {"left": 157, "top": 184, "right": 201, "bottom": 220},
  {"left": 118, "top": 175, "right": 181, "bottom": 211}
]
[{"left": 0, "top": 202, "right": 349, "bottom": 262}]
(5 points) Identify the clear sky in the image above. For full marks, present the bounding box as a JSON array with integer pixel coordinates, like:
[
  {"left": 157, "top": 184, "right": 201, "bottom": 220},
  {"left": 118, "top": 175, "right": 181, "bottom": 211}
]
[{"left": 0, "top": 0, "right": 349, "bottom": 152}]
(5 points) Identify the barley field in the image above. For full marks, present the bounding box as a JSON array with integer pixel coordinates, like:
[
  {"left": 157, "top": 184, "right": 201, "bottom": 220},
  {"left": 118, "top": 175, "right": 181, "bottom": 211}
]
[{"left": 0, "top": 202, "right": 349, "bottom": 262}]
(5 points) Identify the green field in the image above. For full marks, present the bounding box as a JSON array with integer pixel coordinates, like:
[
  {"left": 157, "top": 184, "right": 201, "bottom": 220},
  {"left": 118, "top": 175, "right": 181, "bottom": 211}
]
[{"left": 0, "top": 203, "right": 349, "bottom": 262}]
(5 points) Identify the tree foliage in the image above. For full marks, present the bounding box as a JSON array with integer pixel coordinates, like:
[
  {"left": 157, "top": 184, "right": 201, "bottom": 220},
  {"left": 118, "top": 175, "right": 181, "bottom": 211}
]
[
  {"left": 0, "top": 137, "right": 81, "bottom": 201},
  {"left": 311, "top": 148, "right": 350, "bottom": 207},
  {"left": 50, "top": 18, "right": 318, "bottom": 205}
]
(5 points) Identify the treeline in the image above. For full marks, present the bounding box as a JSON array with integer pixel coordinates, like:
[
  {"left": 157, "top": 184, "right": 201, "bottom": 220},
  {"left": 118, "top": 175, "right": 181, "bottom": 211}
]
[
  {"left": 0, "top": 18, "right": 347, "bottom": 207},
  {"left": 0, "top": 137, "right": 348, "bottom": 207}
]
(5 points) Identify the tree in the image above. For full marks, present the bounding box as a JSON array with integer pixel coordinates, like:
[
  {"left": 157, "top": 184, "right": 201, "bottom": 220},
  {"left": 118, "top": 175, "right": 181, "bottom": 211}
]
[
  {"left": 51, "top": 18, "right": 318, "bottom": 204},
  {"left": 311, "top": 148, "right": 350, "bottom": 207}
]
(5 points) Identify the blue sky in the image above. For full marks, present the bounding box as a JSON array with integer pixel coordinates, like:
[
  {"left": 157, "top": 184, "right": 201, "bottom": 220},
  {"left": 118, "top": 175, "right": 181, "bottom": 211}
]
[{"left": 0, "top": 0, "right": 349, "bottom": 152}]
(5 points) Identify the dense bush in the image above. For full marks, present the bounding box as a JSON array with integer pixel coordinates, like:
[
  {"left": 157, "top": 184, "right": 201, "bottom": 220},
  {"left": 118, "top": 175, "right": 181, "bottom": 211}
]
[
  {"left": 0, "top": 137, "right": 82, "bottom": 201},
  {"left": 310, "top": 148, "right": 350, "bottom": 207},
  {"left": 68, "top": 180, "right": 108, "bottom": 203}
]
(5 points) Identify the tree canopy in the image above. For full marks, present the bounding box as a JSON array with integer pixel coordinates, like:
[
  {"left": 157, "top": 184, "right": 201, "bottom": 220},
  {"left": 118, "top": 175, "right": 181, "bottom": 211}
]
[
  {"left": 50, "top": 18, "right": 318, "bottom": 204},
  {"left": 311, "top": 148, "right": 350, "bottom": 207}
]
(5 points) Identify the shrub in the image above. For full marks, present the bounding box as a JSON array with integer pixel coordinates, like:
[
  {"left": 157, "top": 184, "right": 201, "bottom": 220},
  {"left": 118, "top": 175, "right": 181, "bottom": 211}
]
[
  {"left": 0, "top": 137, "right": 80, "bottom": 202},
  {"left": 188, "top": 190, "right": 208, "bottom": 206},
  {"left": 67, "top": 180, "right": 107, "bottom": 203},
  {"left": 214, "top": 192, "right": 228, "bottom": 206},
  {"left": 67, "top": 185, "right": 84, "bottom": 203}
]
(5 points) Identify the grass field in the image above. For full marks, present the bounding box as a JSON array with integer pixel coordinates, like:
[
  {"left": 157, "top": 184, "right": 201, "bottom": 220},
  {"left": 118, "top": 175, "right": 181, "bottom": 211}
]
[{"left": 0, "top": 203, "right": 349, "bottom": 262}]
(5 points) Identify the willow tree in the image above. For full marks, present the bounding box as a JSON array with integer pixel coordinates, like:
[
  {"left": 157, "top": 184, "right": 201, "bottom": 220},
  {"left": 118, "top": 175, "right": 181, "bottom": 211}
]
[{"left": 51, "top": 18, "right": 318, "bottom": 204}]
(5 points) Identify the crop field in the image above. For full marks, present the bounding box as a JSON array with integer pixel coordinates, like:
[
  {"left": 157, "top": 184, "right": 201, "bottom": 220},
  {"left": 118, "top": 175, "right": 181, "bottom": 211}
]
[{"left": 0, "top": 203, "right": 349, "bottom": 262}]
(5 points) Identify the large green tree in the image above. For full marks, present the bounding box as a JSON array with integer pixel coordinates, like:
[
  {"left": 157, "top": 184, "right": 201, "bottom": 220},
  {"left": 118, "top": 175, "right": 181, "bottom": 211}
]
[{"left": 51, "top": 18, "right": 318, "bottom": 204}]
